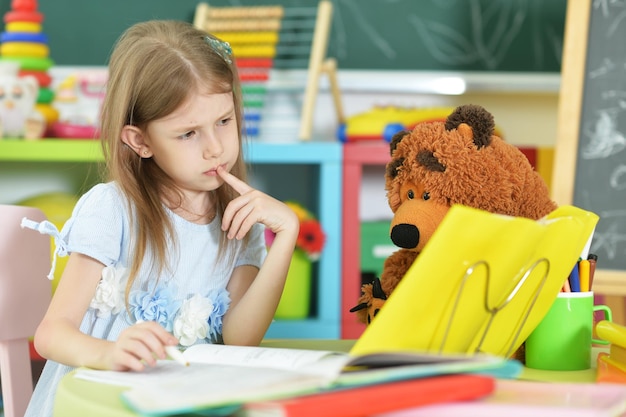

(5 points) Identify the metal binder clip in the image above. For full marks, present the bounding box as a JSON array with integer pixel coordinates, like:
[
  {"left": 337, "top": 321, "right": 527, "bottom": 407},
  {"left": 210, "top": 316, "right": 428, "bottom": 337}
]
[{"left": 438, "top": 258, "right": 551, "bottom": 357}]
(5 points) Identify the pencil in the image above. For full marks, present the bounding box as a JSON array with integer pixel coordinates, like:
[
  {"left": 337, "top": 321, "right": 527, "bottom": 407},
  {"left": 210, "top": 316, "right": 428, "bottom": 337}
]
[
  {"left": 579, "top": 259, "right": 590, "bottom": 292},
  {"left": 562, "top": 277, "right": 571, "bottom": 292},
  {"left": 135, "top": 320, "right": 187, "bottom": 365},
  {"left": 569, "top": 262, "right": 581, "bottom": 292},
  {"left": 165, "top": 346, "right": 189, "bottom": 366},
  {"left": 588, "top": 253, "right": 598, "bottom": 291}
]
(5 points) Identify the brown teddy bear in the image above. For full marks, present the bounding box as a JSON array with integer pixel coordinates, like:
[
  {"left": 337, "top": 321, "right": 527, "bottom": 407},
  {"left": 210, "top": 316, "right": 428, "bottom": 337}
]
[{"left": 351, "top": 104, "right": 558, "bottom": 331}]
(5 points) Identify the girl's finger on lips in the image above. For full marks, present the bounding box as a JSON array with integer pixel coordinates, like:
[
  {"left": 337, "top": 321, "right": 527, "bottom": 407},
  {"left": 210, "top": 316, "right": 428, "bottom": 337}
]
[{"left": 217, "top": 166, "right": 253, "bottom": 196}]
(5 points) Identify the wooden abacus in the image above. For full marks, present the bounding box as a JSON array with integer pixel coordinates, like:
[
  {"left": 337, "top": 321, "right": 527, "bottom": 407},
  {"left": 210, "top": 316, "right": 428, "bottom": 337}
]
[{"left": 194, "top": 1, "right": 344, "bottom": 140}]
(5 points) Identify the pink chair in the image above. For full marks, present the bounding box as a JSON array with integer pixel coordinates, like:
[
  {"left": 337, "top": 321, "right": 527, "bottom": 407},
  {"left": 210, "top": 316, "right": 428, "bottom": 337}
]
[{"left": 0, "top": 205, "right": 51, "bottom": 417}]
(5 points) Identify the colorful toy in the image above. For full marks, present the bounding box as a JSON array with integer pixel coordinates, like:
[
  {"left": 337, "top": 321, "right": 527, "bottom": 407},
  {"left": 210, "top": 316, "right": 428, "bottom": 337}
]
[
  {"left": 0, "top": 0, "right": 58, "bottom": 134},
  {"left": 337, "top": 106, "right": 455, "bottom": 143},
  {"left": 596, "top": 320, "right": 626, "bottom": 383},
  {"left": 0, "top": 61, "right": 44, "bottom": 138},
  {"left": 194, "top": 2, "right": 342, "bottom": 141},
  {"left": 51, "top": 70, "right": 106, "bottom": 139},
  {"left": 350, "top": 104, "right": 557, "bottom": 357}
]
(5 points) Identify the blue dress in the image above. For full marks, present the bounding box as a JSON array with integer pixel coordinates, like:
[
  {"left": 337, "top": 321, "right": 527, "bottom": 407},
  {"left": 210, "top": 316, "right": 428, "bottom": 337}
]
[{"left": 24, "top": 182, "right": 266, "bottom": 417}]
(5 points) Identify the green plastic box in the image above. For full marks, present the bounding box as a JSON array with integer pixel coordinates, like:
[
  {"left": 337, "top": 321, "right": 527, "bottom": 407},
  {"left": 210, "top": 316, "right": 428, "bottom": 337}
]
[{"left": 360, "top": 220, "right": 396, "bottom": 281}]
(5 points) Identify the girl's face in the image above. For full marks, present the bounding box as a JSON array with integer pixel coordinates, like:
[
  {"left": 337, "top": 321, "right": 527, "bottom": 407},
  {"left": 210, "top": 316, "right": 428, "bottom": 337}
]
[{"left": 143, "top": 91, "right": 239, "bottom": 197}]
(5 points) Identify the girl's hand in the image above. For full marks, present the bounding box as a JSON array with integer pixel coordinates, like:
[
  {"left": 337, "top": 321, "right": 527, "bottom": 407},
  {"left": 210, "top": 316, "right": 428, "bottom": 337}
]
[
  {"left": 108, "top": 320, "right": 178, "bottom": 371},
  {"left": 217, "top": 166, "right": 299, "bottom": 240}
]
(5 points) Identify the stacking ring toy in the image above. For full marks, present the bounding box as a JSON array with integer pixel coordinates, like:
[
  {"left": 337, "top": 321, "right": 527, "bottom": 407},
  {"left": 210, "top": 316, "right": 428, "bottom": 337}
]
[
  {"left": 1, "top": 56, "right": 53, "bottom": 71},
  {"left": 0, "top": 32, "right": 47, "bottom": 43},
  {"left": 36, "top": 87, "right": 54, "bottom": 104},
  {"left": 1, "top": 42, "right": 49, "bottom": 58},
  {"left": 4, "top": 10, "right": 44, "bottom": 23},
  {"left": 35, "top": 103, "right": 59, "bottom": 123},
  {"left": 5, "top": 22, "right": 41, "bottom": 33},
  {"left": 19, "top": 69, "right": 52, "bottom": 87}
]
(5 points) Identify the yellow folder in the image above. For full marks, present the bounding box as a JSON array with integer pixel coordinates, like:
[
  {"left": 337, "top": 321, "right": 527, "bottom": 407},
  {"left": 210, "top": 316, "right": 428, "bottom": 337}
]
[{"left": 351, "top": 204, "right": 599, "bottom": 358}]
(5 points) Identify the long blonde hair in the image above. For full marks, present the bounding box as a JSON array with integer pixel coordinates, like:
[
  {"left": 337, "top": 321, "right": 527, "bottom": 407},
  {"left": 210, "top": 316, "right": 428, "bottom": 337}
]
[{"left": 99, "top": 20, "right": 247, "bottom": 300}]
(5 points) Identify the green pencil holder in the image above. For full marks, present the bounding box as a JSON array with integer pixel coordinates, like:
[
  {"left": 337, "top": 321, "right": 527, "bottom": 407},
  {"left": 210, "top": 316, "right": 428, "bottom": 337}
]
[
  {"left": 275, "top": 249, "right": 312, "bottom": 319},
  {"left": 526, "top": 291, "right": 611, "bottom": 371}
]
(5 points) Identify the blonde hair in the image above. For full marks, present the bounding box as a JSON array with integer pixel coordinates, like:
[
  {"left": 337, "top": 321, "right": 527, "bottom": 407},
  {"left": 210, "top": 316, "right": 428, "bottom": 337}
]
[{"left": 99, "top": 20, "right": 247, "bottom": 301}]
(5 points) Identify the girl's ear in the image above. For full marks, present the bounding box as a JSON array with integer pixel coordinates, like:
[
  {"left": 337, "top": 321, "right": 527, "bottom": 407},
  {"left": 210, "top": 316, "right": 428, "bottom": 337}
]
[{"left": 121, "top": 125, "right": 152, "bottom": 158}]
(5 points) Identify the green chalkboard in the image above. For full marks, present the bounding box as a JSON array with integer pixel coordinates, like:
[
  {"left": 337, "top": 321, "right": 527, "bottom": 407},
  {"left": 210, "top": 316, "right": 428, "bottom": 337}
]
[
  {"left": 572, "top": 1, "right": 626, "bottom": 273},
  {"left": 0, "top": 0, "right": 566, "bottom": 71},
  {"left": 554, "top": 0, "right": 626, "bottom": 282}
]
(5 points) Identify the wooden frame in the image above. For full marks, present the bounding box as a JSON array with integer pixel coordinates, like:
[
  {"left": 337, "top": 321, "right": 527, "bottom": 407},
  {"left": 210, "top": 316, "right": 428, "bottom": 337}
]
[
  {"left": 298, "top": 0, "right": 344, "bottom": 140},
  {"left": 553, "top": 0, "right": 626, "bottom": 321}
]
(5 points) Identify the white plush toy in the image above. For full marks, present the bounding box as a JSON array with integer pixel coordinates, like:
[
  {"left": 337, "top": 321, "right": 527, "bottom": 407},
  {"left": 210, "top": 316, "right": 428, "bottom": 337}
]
[{"left": 0, "top": 62, "right": 45, "bottom": 139}]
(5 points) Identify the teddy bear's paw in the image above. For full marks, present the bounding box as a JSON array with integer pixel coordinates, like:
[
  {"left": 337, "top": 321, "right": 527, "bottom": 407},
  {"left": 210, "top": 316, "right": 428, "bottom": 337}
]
[
  {"left": 349, "top": 283, "right": 373, "bottom": 321},
  {"left": 366, "top": 298, "right": 388, "bottom": 324},
  {"left": 350, "top": 278, "right": 388, "bottom": 324}
]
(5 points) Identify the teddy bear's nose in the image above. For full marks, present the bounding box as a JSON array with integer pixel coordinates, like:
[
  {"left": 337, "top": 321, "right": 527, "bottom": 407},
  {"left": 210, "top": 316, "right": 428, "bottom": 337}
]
[{"left": 390, "top": 223, "right": 420, "bottom": 249}]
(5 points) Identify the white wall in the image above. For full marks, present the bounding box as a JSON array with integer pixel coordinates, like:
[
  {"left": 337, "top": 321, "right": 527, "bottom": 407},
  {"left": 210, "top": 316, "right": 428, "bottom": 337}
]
[{"left": 263, "top": 69, "right": 561, "bottom": 147}]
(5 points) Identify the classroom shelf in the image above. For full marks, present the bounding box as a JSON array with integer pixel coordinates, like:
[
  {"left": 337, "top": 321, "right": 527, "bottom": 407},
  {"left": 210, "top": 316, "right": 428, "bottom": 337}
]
[
  {"left": 0, "top": 139, "right": 343, "bottom": 339},
  {"left": 341, "top": 141, "right": 391, "bottom": 339},
  {"left": 0, "top": 139, "right": 104, "bottom": 162},
  {"left": 248, "top": 141, "right": 343, "bottom": 339}
]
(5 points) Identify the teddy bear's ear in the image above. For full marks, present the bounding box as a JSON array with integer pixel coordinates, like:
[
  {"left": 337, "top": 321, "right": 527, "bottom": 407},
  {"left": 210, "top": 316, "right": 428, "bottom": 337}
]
[
  {"left": 444, "top": 104, "right": 495, "bottom": 149},
  {"left": 386, "top": 157, "right": 404, "bottom": 179},
  {"left": 389, "top": 130, "right": 411, "bottom": 156}
]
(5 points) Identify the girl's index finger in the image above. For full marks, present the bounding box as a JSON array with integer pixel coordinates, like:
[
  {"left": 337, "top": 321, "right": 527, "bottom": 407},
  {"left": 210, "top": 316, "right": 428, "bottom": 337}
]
[{"left": 217, "top": 165, "right": 252, "bottom": 195}]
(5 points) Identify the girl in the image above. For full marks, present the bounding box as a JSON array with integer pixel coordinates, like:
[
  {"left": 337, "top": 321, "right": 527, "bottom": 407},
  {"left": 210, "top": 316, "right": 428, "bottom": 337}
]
[{"left": 24, "top": 20, "right": 299, "bottom": 416}]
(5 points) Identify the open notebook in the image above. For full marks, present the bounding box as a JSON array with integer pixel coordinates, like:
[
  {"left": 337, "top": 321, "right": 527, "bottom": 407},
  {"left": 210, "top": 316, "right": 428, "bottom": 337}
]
[{"left": 351, "top": 204, "right": 599, "bottom": 358}]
